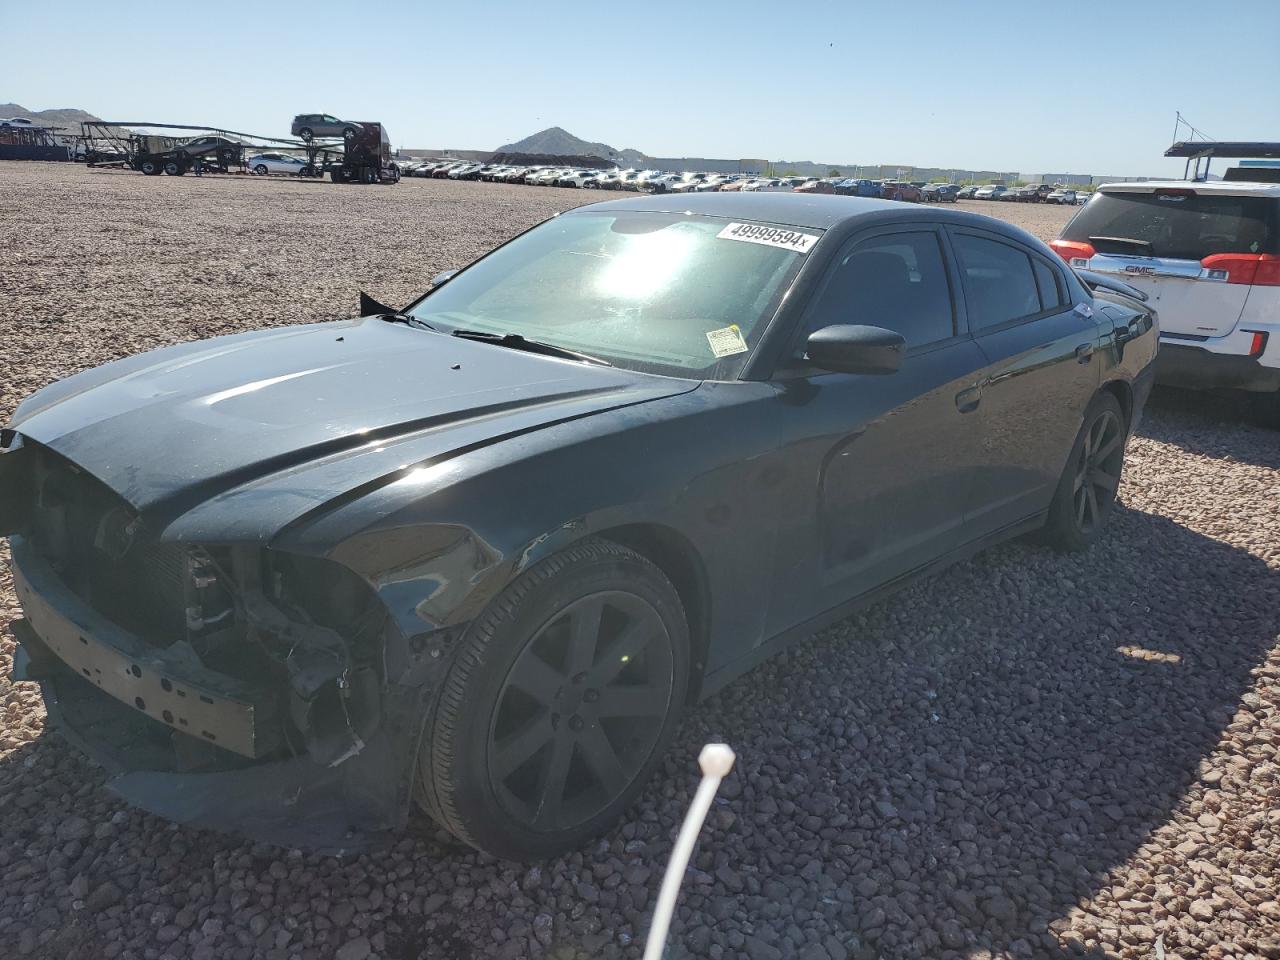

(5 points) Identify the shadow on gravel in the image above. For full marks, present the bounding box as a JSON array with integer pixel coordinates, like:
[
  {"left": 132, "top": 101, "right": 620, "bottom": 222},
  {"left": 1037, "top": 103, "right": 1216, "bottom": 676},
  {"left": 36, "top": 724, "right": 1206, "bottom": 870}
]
[
  {"left": 661, "top": 502, "right": 1279, "bottom": 959},
  {"left": 1, "top": 468, "right": 1276, "bottom": 960},
  {"left": 1141, "top": 386, "right": 1280, "bottom": 468}
]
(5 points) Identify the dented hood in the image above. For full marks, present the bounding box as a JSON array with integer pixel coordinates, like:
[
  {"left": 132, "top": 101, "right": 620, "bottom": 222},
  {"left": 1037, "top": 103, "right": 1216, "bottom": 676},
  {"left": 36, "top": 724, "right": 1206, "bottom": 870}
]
[{"left": 11, "top": 317, "right": 694, "bottom": 522}]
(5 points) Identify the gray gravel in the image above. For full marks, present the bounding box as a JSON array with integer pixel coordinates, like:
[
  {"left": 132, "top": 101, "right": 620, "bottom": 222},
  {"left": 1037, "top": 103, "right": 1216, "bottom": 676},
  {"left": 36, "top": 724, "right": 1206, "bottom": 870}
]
[{"left": 2, "top": 161, "right": 1279, "bottom": 960}]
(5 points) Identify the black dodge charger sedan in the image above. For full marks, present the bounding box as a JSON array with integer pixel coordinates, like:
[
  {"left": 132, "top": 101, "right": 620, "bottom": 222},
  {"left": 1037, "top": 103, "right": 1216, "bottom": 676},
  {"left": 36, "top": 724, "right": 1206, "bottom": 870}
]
[{"left": 1, "top": 194, "right": 1156, "bottom": 860}]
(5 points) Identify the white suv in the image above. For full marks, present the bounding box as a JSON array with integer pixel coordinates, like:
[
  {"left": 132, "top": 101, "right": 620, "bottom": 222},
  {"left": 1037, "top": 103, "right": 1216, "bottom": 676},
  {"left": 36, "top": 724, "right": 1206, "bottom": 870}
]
[{"left": 1051, "top": 180, "right": 1280, "bottom": 416}]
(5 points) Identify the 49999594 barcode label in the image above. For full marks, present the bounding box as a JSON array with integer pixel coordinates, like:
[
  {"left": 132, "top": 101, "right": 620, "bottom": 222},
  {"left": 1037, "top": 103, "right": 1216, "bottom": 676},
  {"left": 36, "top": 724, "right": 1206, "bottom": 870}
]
[{"left": 716, "top": 222, "right": 818, "bottom": 253}]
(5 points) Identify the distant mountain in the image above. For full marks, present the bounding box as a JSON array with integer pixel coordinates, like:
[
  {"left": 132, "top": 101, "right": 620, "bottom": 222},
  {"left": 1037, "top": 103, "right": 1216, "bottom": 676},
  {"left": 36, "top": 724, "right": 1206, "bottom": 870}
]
[
  {"left": 496, "top": 126, "right": 648, "bottom": 165},
  {"left": 0, "top": 103, "right": 104, "bottom": 130}
]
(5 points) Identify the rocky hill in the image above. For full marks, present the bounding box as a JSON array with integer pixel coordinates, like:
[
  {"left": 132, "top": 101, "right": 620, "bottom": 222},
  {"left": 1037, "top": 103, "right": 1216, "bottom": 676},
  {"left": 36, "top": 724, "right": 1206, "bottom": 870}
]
[
  {"left": 0, "top": 103, "right": 104, "bottom": 130},
  {"left": 496, "top": 126, "right": 648, "bottom": 165}
]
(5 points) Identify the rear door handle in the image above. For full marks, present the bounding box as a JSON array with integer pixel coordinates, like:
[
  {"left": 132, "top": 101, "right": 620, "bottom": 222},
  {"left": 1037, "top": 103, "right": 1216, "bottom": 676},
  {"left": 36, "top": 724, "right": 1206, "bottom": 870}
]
[
  {"left": 955, "top": 385, "right": 982, "bottom": 413},
  {"left": 1075, "top": 342, "right": 1095, "bottom": 363}
]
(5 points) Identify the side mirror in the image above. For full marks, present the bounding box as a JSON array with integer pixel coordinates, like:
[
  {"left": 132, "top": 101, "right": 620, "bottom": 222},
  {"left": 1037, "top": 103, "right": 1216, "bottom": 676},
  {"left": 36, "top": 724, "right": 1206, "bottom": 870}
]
[
  {"left": 431, "top": 269, "right": 458, "bottom": 287},
  {"left": 805, "top": 324, "right": 905, "bottom": 375}
]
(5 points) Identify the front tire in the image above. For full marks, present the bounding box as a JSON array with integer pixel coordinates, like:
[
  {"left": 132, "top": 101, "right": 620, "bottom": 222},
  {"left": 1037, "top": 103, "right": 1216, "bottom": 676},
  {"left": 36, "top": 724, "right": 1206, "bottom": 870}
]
[
  {"left": 416, "top": 538, "right": 689, "bottom": 860},
  {"left": 1042, "top": 393, "right": 1127, "bottom": 551}
]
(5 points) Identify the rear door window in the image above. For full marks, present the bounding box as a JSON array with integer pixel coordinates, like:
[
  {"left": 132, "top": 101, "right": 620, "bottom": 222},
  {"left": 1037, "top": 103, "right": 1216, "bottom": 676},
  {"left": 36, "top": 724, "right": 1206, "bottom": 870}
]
[
  {"left": 1061, "top": 191, "right": 1279, "bottom": 259},
  {"left": 1032, "top": 257, "right": 1064, "bottom": 309}
]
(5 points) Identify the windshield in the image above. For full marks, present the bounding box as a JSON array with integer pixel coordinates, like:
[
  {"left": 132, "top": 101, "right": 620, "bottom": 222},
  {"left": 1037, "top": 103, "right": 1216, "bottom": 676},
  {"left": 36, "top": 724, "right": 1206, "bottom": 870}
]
[
  {"left": 407, "top": 210, "right": 818, "bottom": 379},
  {"left": 1062, "top": 191, "right": 1279, "bottom": 259}
]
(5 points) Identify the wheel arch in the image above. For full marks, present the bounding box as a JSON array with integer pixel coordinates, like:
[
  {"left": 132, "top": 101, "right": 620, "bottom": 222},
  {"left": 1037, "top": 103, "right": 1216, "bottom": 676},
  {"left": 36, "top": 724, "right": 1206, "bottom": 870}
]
[
  {"left": 1100, "top": 378, "right": 1134, "bottom": 429},
  {"left": 593, "top": 523, "right": 712, "bottom": 703}
]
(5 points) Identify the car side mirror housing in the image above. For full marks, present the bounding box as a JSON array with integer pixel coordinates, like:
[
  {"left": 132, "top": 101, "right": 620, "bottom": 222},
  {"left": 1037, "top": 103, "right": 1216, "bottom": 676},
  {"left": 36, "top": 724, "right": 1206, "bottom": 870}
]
[
  {"left": 431, "top": 269, "right": 458, "bottom": 287},
  {"left": 805, "top": 324, "right": 906, "bottom": 375}
]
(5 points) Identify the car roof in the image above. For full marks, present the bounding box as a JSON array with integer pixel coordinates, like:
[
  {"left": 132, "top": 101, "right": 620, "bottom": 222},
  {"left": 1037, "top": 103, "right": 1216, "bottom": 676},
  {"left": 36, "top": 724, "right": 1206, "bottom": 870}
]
[
  {"left": 1098, "top": 180, "right": 1280, "bottom": 198},
  {"left": 578, "top": 193, "right": 903, "bottom": 228},
  {"left": 566, "top": 192, "right": 1049, "bottom": 241}
]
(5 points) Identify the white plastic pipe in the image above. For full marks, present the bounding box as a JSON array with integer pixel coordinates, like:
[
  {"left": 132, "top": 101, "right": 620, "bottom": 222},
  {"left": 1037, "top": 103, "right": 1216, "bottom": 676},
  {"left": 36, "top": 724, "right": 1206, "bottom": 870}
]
[{"left": 642, "top": 743, "right": 737, "bottom": 960}]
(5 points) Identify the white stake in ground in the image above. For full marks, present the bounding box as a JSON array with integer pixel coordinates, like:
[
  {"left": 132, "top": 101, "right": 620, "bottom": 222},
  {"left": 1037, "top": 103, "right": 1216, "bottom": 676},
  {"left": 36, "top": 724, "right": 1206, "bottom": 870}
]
[{"left": 642, "top": 743, "right": 737, "bottom": 960}]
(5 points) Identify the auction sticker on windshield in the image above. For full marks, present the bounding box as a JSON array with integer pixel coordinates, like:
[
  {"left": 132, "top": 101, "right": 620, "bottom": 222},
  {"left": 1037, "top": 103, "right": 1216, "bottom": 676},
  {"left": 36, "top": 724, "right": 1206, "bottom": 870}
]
[
  {"left": 717, "top": 222, "right": 818, "bottom": 254},
  {"left": 706, "top": 324, "right": 749, "bottom": 358}
]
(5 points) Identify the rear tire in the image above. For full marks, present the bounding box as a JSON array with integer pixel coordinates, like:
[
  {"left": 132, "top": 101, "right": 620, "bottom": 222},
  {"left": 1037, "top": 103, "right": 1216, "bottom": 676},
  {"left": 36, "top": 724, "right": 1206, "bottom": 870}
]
[
  {"left": 416, "top": 538, "right": 689, "bottom": 861},
  {"left": 253, "top": 164, "right": 269, "bottom": 176},
  {"left": 163, "top": 160, "right": 184, "bottom": 176},
  {"left": 1041, "top": 393, "right": 1127, "bottom": 552}
]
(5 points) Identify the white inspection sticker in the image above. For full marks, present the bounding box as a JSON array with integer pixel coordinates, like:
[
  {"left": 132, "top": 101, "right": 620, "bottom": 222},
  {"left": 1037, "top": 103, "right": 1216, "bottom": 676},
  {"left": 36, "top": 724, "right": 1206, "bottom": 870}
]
[
  {"left": 717, "top": 222, "right": 818, "bottom": 254},
  {"left": 706, "top": 324, "right": 749, "bottom": 358}
]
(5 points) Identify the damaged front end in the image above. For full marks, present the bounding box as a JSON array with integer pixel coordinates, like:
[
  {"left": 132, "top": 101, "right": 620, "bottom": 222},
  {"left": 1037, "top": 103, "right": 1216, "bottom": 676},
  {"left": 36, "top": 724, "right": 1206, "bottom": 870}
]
[{"left": 3, "top": 437, "right": 452, "bottom": 853}]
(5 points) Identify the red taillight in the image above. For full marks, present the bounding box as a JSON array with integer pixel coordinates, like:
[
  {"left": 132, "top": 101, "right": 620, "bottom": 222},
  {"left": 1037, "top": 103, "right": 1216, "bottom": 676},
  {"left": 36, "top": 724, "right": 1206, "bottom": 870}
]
[
  {"left": 1050, "top": 239, "right": 1096, "bottom": 266},
  {"left": 1247, "top": 331, "right": 1268, "bottom": 357},
  {"left": 1201, "top": 253, "right": 1280, "bottom": 286}
]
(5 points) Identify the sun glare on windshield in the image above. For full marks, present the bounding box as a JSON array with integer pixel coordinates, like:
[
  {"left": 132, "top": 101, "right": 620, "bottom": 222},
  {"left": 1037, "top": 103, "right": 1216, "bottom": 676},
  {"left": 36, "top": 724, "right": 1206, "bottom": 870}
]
[{"left": 594, "top": 227, "right": 697, "bottom": 301}]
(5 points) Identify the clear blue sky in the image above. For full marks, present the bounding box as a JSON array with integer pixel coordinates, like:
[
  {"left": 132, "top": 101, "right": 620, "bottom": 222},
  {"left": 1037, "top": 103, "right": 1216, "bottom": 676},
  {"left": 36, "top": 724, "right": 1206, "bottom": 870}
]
[{"left": 4, "top": 0, "right": 1277, "bottom": 177}]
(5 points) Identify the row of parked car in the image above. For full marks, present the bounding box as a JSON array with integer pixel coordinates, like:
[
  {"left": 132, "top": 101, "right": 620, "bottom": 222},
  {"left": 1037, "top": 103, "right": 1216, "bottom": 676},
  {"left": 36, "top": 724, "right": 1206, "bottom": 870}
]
[
  {"left": 242, "top": 152, "right": 1095, "bottom": 207},
  {"left": 397, "top": 160, "right": 1038, "bottom": 203},
  {"left": 961, "top": 183, "right": 1087, "bottom": 204}
]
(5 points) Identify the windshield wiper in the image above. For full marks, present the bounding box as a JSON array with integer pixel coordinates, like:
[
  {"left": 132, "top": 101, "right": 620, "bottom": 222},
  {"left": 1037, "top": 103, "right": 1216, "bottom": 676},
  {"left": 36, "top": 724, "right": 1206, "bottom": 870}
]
[
  {"left": 376, "top": 311, "right": 437, "bottom": 332},
  {"left": 360, "top": 291, "right": 437, "bottom": 331},
  {"left": 1088, "top": 236, "right": 1155, "bottom": 255},
  {"left": 449, "top": 329, "right": 612, "bottom": 366}
]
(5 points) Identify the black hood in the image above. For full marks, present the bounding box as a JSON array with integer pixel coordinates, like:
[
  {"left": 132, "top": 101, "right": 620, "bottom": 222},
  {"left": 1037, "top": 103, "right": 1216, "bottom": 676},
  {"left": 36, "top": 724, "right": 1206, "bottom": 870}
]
[{"left": 11, "top": 318, "right": 695, "bottom": 521}]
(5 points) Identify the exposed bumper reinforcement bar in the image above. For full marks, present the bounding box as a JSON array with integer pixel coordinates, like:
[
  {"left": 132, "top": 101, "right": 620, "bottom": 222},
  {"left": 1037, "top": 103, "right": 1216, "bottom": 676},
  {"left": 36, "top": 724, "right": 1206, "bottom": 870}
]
[
  {"left": 11, "top": 624, "right": 405, "bottom": 854},
  {"left": 11, "top": 537, "right": 267, "bottom": 757}
]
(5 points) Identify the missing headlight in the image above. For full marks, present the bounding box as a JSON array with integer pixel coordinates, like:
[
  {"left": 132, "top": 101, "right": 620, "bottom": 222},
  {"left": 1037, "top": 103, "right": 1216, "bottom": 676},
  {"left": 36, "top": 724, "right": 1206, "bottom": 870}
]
[{"left": 259, "top": 551, "right": 386, "bottom": 766}]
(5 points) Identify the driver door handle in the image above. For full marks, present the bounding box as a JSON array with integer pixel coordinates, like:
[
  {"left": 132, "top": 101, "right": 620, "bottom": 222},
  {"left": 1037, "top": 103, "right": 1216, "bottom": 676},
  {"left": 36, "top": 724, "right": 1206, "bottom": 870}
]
[{"left": 1075, "top": 342, "right": 1095, "bottom": 363}]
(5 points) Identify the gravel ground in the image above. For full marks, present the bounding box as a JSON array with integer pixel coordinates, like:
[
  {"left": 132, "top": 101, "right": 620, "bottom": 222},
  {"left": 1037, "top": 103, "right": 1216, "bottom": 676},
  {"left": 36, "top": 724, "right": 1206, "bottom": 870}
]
[{"left": 1, "top": 161, "right": 1278, "bottom": 960}]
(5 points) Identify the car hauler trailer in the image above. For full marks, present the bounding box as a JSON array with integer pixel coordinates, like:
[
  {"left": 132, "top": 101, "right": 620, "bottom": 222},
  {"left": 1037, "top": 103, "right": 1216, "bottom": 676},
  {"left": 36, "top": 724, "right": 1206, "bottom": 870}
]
[
  {"left": 80, "top": 122, "right": 248, "bottom": 175},
  {"left": 77, "top": 119, "right": 398, "bottom": 185}
]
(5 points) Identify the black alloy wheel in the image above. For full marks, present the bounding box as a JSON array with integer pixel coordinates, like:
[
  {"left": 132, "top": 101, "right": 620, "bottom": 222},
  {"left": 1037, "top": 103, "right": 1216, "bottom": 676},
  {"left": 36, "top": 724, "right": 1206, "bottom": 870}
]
[
  {"left": 416, "top": 538, "right": 689, "bottom": 860},
  {"left": 1071, "top": 405, "right": 1124, "bottom": 535},
  {"left": 1042, "top": 392, "right": 1127, "bottom": 551},
  {"left": 488, "top": 591, "right": 675, "bottom": 832},
  {"left": 299, "top": 127, "right": 313, "bottom": 141}
]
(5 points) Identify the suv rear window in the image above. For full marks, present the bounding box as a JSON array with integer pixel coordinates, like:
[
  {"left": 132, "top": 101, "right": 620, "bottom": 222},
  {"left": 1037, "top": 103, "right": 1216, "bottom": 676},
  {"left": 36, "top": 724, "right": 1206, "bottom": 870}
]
[{"left": 1062, "top": 191, "right": 1279, "bottom": 260}]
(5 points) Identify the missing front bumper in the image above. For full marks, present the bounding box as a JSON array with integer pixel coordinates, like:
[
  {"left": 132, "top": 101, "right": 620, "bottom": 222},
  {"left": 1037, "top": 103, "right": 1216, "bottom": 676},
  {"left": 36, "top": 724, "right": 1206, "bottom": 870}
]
[
  {"left": 11, "top": 538, "right": 267, "bottom": 757},
  {"left": 7, "top": 537, "right": 422, "bottom": 852},
  {"left": 11, "top": 624, "right": 409, "bottom": 854}
]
